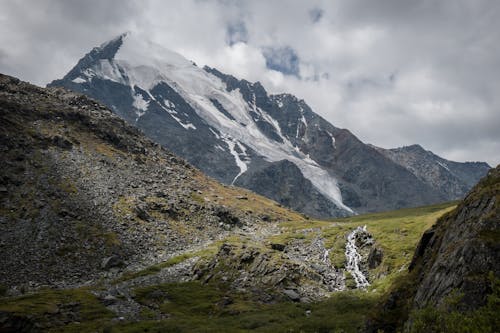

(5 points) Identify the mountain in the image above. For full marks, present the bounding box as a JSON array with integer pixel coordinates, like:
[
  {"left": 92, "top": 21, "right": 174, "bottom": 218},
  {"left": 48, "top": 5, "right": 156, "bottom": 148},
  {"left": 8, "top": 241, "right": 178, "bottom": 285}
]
[
  {"left": 373, "top": 144, "right": 491, "bottom": 200},
  {"left": 368, "top": 165, "right": 500, "bottom": 332},
  {"left": 49, "top": 33, "right": 489, "bottom": 217}
]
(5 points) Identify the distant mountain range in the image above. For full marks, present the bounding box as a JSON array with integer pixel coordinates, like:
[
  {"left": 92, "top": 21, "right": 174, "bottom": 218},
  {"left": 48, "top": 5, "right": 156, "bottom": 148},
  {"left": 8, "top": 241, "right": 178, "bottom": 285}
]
[{"left": 49, "top": 33, "right": 490, "bottom": 217}]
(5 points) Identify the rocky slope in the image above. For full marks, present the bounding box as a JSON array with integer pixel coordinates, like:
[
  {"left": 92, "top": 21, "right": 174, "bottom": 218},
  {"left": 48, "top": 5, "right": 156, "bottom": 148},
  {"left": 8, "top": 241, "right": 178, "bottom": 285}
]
[
  {"left": 369, "top": 165, "right": 499, "bottom": 332},
  {"left": 49, "top": 32, "right": 489, "bottom": 218},
  {"left": 0, "top": 72, "right": 306, "bottom": 293}
]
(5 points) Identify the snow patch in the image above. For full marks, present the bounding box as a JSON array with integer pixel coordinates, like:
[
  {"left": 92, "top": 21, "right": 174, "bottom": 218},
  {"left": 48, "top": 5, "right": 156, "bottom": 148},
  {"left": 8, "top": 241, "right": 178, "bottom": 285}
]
[
  {"left": 436, "top": 160, "right": 450, "bottom": 171},
  {"left": 209, "top": 128, "right": 221, "bottom": 139},
  {"left": 163, "top": 99, "right": 175, "bottom": 108},
  {"left": 300, "top": 114, "right": 307, "bottom": 127},
  {"left": 328, "top": 132, "right": 336, "bottom": 148},
  {"left": 165, "top": 109, "right": 196, "bottom": 130},
  {"left": 72, "top": 77, "right": 86, "bottom": 84},
  {"left": 133, "top": 93, "right": 149, "bottom": 111},
  {"left": 221, "top": 135, "right": 248, "bottom": 184}
]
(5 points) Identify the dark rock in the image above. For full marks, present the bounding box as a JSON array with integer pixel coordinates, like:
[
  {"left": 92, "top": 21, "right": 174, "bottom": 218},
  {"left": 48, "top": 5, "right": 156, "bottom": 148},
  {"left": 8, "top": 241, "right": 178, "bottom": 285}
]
[
  {"left": 260, "top": 214, "right": 271, "bottom": 222},
  {"left": 213, "top": 207, "right": 241, "bottom": 227},
  {"left": 135, "top": 205, "right": 151, "bottom": 221},
  {"left": 51, "top": 136, "right": 73, "bottom": 150},
  {"left": 270, "top": 243, "right": 286, "bottom": 251},
  {"left": 368, "top": 246, "right": 383, "bottom": 269}
]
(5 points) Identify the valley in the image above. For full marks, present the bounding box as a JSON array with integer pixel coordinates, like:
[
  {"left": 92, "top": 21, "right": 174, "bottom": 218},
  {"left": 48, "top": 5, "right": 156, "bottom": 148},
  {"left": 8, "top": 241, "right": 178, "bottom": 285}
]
[{"left": 0, "top": 67, "right": 497, "bottom": 332}]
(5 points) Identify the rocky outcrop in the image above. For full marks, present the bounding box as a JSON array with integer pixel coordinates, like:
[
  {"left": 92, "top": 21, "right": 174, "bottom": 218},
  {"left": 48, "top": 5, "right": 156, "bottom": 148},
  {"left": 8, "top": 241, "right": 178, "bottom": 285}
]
[
  {"left": 192, "top": 226, "right": 384, "bottom": 301},
  {"left": 192, "top": 232, "right": 346, "bottom": 302},
  {"left": 409, "top": 165, "right": 499, "bottom": 310},
  {"left": 368, "top": 165, "right": 499, "bottom": 332}
]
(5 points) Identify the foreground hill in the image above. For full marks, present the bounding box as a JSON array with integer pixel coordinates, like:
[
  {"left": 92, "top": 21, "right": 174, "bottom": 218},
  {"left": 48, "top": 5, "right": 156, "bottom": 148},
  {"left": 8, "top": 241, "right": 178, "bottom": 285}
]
[
  {"left": 0, "top": 73, "right": 303, "bottom": 291},
  {"left": 49, "top": 32, "right": 490, "bottom": 218}
]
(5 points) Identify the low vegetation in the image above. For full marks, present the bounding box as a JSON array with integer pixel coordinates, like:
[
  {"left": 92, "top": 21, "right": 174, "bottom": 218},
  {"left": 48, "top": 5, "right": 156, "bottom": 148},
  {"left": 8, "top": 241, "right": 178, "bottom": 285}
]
[{"left": 0, "top": 202, "right": 460, "bottom": 332}]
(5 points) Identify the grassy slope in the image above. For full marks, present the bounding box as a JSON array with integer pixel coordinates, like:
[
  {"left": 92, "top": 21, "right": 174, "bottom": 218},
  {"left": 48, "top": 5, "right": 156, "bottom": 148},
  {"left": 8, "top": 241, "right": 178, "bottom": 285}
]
[{"left": 0, "top": 202, "right": 457, "bottom": 332}]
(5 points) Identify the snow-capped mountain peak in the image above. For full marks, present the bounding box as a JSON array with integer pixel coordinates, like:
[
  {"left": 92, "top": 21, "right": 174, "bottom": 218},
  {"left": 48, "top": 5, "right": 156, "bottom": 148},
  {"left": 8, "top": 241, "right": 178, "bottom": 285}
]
[{"left": 50, "top": 33, "right": 490, "bottom": 218}]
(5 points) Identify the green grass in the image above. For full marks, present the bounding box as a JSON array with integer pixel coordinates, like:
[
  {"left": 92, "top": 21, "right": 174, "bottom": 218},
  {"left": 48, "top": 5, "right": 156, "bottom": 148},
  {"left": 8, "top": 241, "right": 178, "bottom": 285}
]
[
  {"left": 105, "top": 281, "right": 377, "bottom": 333},
  {"left": 0, "top": 287, "right": 113, "bottom": 332}
]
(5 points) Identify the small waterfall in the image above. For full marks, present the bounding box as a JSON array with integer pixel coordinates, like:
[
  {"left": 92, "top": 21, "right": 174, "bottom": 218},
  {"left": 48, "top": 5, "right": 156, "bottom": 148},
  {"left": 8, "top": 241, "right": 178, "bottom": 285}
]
[{"left": 345, "top": 226, "right": 370, "bottom": 288}]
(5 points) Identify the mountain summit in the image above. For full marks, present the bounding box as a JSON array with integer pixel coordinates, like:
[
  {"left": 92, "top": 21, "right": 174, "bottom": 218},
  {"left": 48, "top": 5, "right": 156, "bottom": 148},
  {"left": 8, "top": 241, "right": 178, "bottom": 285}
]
[{"left": 50, "top": 33, "right": 490, "bottom": 217}]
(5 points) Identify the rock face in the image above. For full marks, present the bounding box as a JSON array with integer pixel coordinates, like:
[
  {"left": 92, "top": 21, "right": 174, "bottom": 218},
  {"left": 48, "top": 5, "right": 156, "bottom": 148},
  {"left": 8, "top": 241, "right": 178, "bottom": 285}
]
[
  {"left": 374, "top": 144, "right": 491, "bottom": 200},
  {"left": 409, "top": 165, "right": 500, "bottom": 310},
  {"left": 369, "top": 165, "right": 500, "bottom": 332},
  {"left": 49, "top": 32, "right": 490, "bottom": 218},
  {"left": 0, "top": 73, "right": 303, "bottom": 291}
]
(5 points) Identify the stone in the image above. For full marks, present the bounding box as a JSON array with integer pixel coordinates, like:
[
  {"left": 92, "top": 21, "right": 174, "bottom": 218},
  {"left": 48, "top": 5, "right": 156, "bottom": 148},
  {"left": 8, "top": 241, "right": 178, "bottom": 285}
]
[
  {"left": 101, "top": 255, "right": 124, "bottom": 270},
  {"left": 51, "top": 135, "right": 73, "bottom": 150},
  {"left": 368, "top": 246, "right": 384, "bottom": 269},
  {"left": 102, "top": 295, "right": 117, "bottom": 305},
  {"left": 283, "top": 289, "right": 301, "bottom": 302},
  {"left": 135, "top": 206, "right": 151, "bottom": 221}
]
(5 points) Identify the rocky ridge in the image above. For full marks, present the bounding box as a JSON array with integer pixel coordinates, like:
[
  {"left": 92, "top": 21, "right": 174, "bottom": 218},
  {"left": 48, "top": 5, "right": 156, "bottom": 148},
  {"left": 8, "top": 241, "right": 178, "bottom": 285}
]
[{"left": 374, "top": 144, "right": 490, "bottom": 200}]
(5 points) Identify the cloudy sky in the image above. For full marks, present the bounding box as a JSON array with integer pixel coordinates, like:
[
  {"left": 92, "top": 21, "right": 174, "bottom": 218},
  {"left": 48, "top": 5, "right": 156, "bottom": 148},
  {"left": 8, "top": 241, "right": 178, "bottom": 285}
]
[{"left": 1, "top": 0, "right": 499, "bottom": 166}]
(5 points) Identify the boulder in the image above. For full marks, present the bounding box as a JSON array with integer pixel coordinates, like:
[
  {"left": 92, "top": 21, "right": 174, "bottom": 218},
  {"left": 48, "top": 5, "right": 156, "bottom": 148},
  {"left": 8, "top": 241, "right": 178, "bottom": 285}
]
[
  {"left": 283, "top": 289, "right": 301, "bottom": 302},
  {"left": 368, "top": 246, "right": 384, "bottom": 269},
  {"left": 101, "top": 255, "right": 124, "bottom": 270}
]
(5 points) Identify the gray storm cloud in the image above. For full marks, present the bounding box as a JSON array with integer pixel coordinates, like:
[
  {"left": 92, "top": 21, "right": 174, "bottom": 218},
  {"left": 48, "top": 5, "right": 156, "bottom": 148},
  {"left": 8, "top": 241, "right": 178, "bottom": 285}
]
[{"left": 0, "top": 0, "right": 498, "bottom": 165}]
